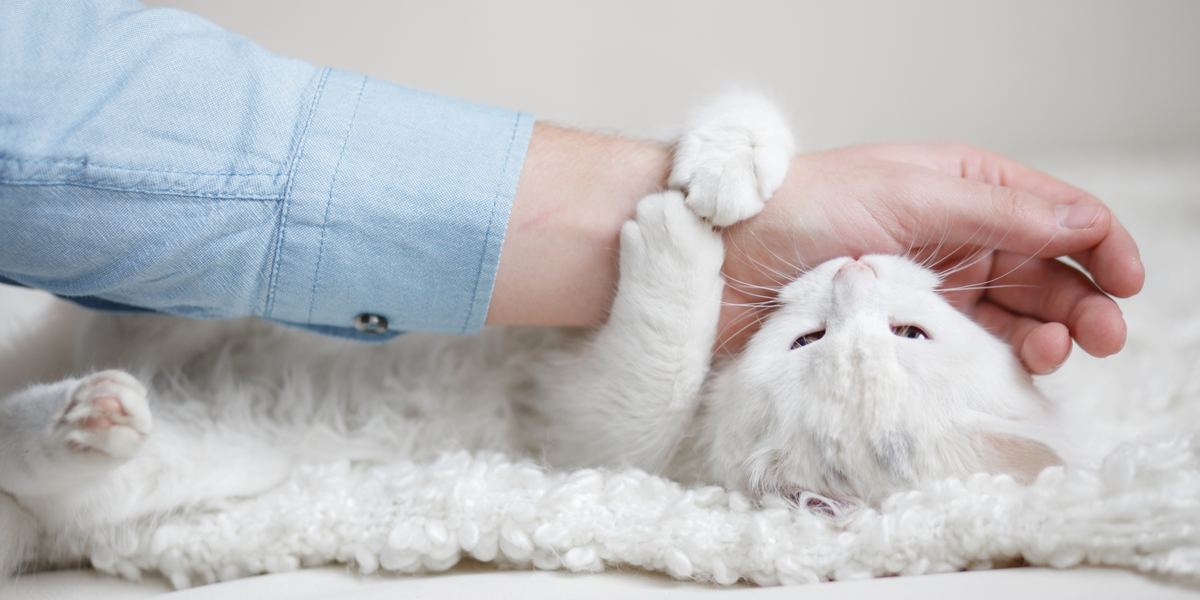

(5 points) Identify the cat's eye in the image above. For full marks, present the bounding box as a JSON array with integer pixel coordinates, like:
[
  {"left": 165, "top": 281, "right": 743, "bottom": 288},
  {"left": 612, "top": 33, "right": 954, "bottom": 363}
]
[
  {"left": 791, "top": 330, "right": 825, "bottom": 349},
  {"left": 891, "top": 325, "right": 929, "bottom": 340}
]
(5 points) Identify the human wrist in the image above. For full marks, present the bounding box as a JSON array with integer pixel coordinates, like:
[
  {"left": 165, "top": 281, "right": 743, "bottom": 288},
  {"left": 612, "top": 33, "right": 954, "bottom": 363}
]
[{"left": 486, "top": 123, "right": 670, "bottom": 327}]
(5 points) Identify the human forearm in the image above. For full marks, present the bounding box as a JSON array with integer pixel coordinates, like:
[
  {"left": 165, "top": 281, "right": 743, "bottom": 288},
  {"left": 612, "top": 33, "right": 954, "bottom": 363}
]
[
  {"left": 1, "top": 0, "right": 535, "bottom": 339},
  {"left": 487, "top": 123, "right": 670, "bottom": 327}
]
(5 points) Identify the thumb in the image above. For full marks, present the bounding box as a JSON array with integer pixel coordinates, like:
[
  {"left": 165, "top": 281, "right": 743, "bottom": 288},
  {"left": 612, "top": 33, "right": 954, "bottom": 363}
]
[{"left": 917, "top": 173, "right": 1112, "bottom": 257}]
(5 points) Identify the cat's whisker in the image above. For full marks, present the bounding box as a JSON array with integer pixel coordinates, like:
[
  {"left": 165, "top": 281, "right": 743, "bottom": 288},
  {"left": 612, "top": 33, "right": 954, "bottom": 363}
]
[
  {"left": 749, "top": 268, "right": 790, "bottom": 288},
  {"left": 938, "top": 253, "right": 990, "bottom": 282},
  {"left": 903, "top": 226, "right": 918, "bottom": 262},
  {"left": 948, "top": 230, "right": 1059, "bottom": 290},
  {"left": 747, "top": 227, "right": 803, "bottom": 278},
  {"left": 721, "top": 301, "right": 784, "bottom": 309},
  {"left": 722, "top": 279, "right": 784, "bottom": 302},
  {"left": 725, "top": 290, "right": 780, "bottom": 303},
  {"left": 786, "top": 227, "right": 813, "bottom": 272},
  {"left": 938, "top": 216, "right": 1044, "bottom": 282},
  {"left": 936, "top": 247, "right": 989, "bottom": 281},
  {"left": 915, "top": 211, "right": 953, "bottom": 270},
  {"left": 714, "top": 306, "right": 770, "bottom": 355},
  {"left": 928, "top": 220, "right": 989, "bottom": 273},
  {"left": 934, "top": 226, "right": 999, "bottom": 279},
  {"left": 724, "top": 290, "right": 782, "bottom": 304},
  {"left": 936, "top": 236, "right": 999, "bottom": 280},
  {"left": 937, "top": 283, "right": 1038, "bottom": 292},
  {"left": 728, "top": 235, "right": 792, "bottom": 286},
  {"left": 740, "top": 241, "right": 798, "bottom": 285},
  {"left": 722, "top": 273, "right": 783, "bottom": 294},
  {"left": 936, "top": 217, "right": 1013, "bottom": 277}
]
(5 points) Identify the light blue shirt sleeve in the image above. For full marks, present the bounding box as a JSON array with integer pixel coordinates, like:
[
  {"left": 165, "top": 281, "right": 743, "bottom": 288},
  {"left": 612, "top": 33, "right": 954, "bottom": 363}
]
[{"left": 0, "top": 0, "right": 534, "bottom": 340}]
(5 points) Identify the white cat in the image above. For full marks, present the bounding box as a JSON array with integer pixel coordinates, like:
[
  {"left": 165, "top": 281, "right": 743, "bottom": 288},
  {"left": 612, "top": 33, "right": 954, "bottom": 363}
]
[{"left": 0, "top": 93, "right": 1061, "bottom": 579}]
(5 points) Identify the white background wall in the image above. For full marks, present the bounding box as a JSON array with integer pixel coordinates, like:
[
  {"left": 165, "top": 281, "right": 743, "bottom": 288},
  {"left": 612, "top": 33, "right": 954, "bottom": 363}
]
[{"left": 148, "top": 0, "right": 1200, "bottom": 158}]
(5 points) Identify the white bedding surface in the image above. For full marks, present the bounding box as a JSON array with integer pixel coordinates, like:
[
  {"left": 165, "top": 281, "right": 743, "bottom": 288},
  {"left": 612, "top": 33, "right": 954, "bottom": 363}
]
[
  {"left": 3, "top": 153, "right": 1199, "bottom": 597},
  {"left": 8, "top": 566, "right": 1199, "bottom": 600}
]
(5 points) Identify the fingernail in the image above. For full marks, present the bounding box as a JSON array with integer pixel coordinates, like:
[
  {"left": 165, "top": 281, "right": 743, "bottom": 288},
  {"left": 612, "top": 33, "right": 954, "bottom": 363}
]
[
  {"left": 1037, "top": 361, "right": 1062, "bottom": 375},
  {"left": 1056, "top": 204, "right": 1103, "bottom": 229}
]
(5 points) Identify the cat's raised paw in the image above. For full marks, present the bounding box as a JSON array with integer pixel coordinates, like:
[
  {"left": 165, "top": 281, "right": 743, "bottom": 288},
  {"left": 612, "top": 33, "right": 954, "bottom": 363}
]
[
  {"left": 669, "top": 91, "right": 795, "bottom": 227},
  {"left": 56, "top": 370, "right": 151, "bottom": 460},
  {"left": 621, "top": 191, "right": 723, "bottom": 276}
]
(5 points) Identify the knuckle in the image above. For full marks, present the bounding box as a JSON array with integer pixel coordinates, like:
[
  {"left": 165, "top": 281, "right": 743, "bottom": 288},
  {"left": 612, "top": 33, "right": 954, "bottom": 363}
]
[
  {"left": 987, "top": 186, "right": 1027, "bottom": 220},
  {"left": 942, "top": 141, "right": 977, "bottom": 156}
]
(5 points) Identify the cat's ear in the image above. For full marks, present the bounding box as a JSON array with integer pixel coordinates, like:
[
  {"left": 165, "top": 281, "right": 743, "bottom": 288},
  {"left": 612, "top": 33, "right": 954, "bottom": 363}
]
[{"left": 978, "top": 432, "right": 1063, "bottom": 484}]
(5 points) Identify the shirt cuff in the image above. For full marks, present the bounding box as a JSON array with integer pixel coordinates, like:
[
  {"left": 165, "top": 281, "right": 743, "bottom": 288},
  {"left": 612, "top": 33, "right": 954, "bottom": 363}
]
[{"left": 264, "top": 68, "right": 534, "bottom": 336}]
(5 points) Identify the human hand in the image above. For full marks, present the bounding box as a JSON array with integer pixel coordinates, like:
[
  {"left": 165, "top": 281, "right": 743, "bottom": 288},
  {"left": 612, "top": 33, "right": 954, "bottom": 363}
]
[{"left": 717, "top": 143, "right": 1145, "bottom": 373}]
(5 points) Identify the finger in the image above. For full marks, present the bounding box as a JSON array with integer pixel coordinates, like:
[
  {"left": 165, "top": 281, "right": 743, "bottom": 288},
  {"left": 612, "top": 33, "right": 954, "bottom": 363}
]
[
  {"left": 860, "top": 142, "right": 1145, "bottom": 299},
  {"left": 974, "top": 301, "right": 1072, "bottom": 374},
  {"left": 956, "top": 145, "right": 1093, "bottom": 203},
  {"left": 853, "top": 142, "right": 1092, "bottom": 204},
  {"left": 984, "top": 253, "right": 1126, "bottom": 357},
  {"left": 962, "top": 148, "right": 1145, "bottom": 297},
  {"left": 1070, "top": 215, "right": 1145, "bottom": 298},
  {"left": 947, "top": 146, "right": 1146, "bottom": 298},
  {"left": 910, "top": 170, "right": 1112, "bottom": 259}
]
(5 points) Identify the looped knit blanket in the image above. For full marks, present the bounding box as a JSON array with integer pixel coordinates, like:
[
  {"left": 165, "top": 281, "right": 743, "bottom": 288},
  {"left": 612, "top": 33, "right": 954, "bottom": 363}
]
[{"left": 76, "top": 433, "right": 1199, "bottom": 588}]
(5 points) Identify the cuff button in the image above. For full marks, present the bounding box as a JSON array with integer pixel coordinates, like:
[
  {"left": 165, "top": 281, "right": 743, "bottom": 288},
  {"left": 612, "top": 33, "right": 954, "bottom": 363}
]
[{"left": 353, "top": 313, "right": 389, "bottom": 334}]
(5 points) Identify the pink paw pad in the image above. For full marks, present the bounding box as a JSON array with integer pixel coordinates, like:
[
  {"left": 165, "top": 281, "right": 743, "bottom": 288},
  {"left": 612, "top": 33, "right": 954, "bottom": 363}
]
[{"left": 57, "top": 370, "right": 152, "bottom": 459}]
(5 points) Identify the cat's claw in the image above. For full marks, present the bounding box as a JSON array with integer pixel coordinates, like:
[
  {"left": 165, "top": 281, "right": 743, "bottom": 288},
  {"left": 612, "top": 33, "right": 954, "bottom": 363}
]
[
  {"left": 56, "top": 370, "right": 151, "bottom": 460},
  {"left": 669, "top": 91, "right": 795, "bottom": 227}
]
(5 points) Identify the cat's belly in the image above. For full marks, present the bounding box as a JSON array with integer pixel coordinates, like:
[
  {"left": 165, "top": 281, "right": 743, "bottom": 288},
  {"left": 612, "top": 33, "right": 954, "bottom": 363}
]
[{"left": 75, "top": 313, "right": 570, "bottom": 464}]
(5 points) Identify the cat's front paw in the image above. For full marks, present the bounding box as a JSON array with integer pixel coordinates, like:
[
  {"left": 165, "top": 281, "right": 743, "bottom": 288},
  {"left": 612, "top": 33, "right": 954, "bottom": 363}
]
[
  {"left": 620, "top": 191, "right": 724, "bottom": 279},
  {"left": 55, "top": 370, "right": 151, "bottom": 460},
  {"left": 669, "top": 91, "right": 795, "bottom": 227}
]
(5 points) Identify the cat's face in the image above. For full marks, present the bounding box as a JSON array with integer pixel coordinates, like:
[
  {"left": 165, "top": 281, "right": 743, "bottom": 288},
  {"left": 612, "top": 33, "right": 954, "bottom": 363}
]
[{"left": 702, "top": 255, "right": 1059, "bottom": 507}]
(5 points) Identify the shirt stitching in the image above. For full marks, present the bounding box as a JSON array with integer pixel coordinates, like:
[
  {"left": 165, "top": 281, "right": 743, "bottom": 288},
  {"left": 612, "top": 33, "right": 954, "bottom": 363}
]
[
  {"left": 462, "top": 113, "right": 523, "bottom": 333},
  {"left": 264, "top": 67, "right": 330, "bottom": 319},
  {"left": 0, "top": 157, "right": 272, "bottom": 177},
  {"left": 0, "top": 179, "right": 282, "bottom": 201},
  {"left": 306, "top": 75, "right": 366, "bottom": 325}
]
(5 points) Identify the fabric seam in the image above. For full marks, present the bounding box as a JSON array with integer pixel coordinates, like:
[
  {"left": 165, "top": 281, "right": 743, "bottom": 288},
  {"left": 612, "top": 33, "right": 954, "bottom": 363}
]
[
  {"left": 0, "top": 157, "right": 273, "bottom": 177},
  {"left": 263, "top": 68, "right": 330, "bottom": 319},
  {"left": 0, "top": 179, "right": 281, "bottom": 201},
  {"left": 461, "top": 113, "right": 523, "bottom": 333},
  {"left": 306, "top": 75, "right": 367, "bottom": 325}
]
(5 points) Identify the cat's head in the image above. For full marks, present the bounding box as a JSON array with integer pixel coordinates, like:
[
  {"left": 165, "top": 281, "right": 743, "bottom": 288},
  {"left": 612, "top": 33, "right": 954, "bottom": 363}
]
[{"left": 702, "top": 255, "right": 1062, "bottom": 508}]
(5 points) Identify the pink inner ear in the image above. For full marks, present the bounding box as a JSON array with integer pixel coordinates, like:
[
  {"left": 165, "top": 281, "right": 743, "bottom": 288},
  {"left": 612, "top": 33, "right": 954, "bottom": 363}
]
[
  {"left": 786, "top": 489, "right": 854, "bottom": 518},
  {"left": 804, "top": 495, "right": 838, "bottom": 517},
  {"left": 980, "top": 432, "right": 1063, "bottom": 484}
]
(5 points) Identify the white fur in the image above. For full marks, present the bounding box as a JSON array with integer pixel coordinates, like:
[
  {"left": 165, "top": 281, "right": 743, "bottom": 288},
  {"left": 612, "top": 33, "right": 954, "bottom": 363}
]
[
  {"left": 0, "top": 94, "right": 1142, "bottom": 587},
  {"left": 669, "top": 90, "right": 795, "bottom": 226},
  {"left": 696, "top": 255, "right": 1060, "bottom": 506}
]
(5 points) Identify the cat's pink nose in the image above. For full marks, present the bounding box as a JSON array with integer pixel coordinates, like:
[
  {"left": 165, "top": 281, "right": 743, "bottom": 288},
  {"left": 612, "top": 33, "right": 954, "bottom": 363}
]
[
  {"left": 835, "top": 258, "right": 873, "bottom": 278},
  {"left": 833, "top": 258, "right": 877, "bottom": 306}
]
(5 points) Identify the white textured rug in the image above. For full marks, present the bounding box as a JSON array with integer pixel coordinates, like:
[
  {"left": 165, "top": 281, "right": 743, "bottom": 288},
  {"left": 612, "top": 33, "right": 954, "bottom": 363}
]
[
  {"left": 26, "top": 157, "right": 1200, "bottom": 588},
  {"left": 82, "top": 439, "right": 1200, "bottom": 589}
]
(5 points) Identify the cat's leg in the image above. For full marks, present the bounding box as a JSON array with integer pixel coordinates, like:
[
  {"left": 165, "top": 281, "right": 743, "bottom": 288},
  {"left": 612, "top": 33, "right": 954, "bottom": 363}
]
[
  {"left": 533, "top": 191, "right": 725, "bottom": 472},
  {"left": 668, "top": 90, "right": 795, "bottom": 226},
  {"left": 0, "top": 370, "right": 150, "bottom": 497},
  {"left": 0, "top": 493, "right": 38, "bottom": 579}
]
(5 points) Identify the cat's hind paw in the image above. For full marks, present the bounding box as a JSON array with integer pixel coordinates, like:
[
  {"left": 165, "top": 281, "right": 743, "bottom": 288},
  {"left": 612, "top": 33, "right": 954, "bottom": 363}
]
[
  {"left": 669, "top": 91, "right": 795, "bottom": 227},
  {"left": 55, "top": 370, "right": 151, "bottom": 460}
]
